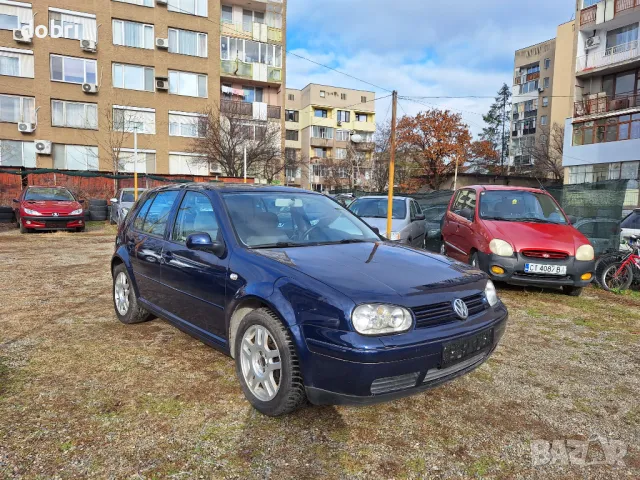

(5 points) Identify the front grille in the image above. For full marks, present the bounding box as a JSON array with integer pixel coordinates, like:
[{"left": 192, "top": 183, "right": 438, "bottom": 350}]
[
  {"left": 412, "top": 293, "right": 487, "bottom": 328},
  {"left": 44, "top": 220, "right": 69, "bottom": 228},
  {"left": 521, "top": 250, "right": 568, "bottom": 260},
  {"left": 371, "top": 372, "right": 420, "bottom": 395},
  {"left": 513, "top": 272, "right": 571, "bottom": 281}
]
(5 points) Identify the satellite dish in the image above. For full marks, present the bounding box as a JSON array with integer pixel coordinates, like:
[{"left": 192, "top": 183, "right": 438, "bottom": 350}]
[{"left": 350, "top": 133, "right": 363, "bottom": 143}]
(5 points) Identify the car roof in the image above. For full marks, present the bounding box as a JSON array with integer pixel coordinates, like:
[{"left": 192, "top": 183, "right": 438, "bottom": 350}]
[
  {"left": 355, "top": 195, "right": 410, "bottom": 201},
  {"left": 465, "top": 185, "right": 546, "bottom": 194},
  {"left": 121, "top": 188, "right": 147, "bottom": 192},
  {"left": 146, "top": 183, "right": 323, "bottom": 196},
  {"left": 27, "top": 185, "right": 70, "bottom": 189}
]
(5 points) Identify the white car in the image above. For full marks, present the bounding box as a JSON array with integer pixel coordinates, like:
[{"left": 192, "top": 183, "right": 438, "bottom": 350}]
[{"left": 621, "top": 209, "right": 640, "bottom": 244}]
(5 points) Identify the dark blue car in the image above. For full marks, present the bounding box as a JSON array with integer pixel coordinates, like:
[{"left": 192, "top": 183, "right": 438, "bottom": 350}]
[{"left": 111, "top": 184, "right": 508, "bottom": 416}]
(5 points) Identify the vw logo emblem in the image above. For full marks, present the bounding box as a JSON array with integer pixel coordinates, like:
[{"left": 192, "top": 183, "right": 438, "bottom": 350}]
[
  {"left": 52, "top": 212, "right": 59, "bottom": 217},
  {"left": 453, "top": 299, "right": 469, "bottom": 320}
]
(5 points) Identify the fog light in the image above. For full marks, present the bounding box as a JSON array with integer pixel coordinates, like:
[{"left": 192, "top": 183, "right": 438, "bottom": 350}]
[
  {"left": 581, "top": 273, "right": 592, "bottom": 281},
  {"left": 491, "top": 266, "right": 505, "bottom": 275},
  {"left": 25, "top": 220, "right": 31, "bottom": 225},
  {"left": 78, "top": 220, "right": 83, "bottom": 224}
]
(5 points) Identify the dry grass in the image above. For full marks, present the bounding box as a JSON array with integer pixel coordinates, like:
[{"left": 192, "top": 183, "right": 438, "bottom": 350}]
[{"left": 0, "top": 225, "right": 639, "bottom": 479}]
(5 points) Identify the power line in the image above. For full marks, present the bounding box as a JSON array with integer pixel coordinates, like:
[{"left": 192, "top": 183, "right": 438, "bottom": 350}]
[{"left": 400, "top": 96, "right": 487, "bottom": 131}]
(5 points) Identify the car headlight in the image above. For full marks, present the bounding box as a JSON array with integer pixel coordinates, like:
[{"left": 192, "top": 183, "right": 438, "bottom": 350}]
[
  {"left": 352, "top": 304, "right": 413, "bottom": 336},
  {"left": 70, "top": 208, "right": 83, "bottom": 215},
  {"left": 489, "top": 239, "right": 514, "bottom": 257},
  {"left": 576, "top": 244, "right": 594, "bottom": 261},
  {"left": 485, "top": 280, "right": 499, "bottom": 307},
  {"left": 389, "top": 232, "right": 401, "bottom": 241},
  {"left": 23, "top": 208, "right": 42, "bottom": 216}
]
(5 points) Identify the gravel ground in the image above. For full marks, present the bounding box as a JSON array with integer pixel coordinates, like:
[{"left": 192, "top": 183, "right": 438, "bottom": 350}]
[{"left": 0, "top": 224, "right": 638, "bottom": 479}]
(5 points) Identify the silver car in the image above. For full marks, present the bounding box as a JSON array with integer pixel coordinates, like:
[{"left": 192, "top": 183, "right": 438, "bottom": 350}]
[
  {"left": 110, "top": 188, "right": 147, "bottom": 225},
  {"left": 349, "top": 196, "right": 426, "bottom": 248}
]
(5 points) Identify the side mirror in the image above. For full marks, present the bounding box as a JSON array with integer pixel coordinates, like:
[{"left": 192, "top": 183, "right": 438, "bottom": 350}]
[
  {"left": 110, "top": 198, "right": 118, "bottom": 204},
  {"left": 414, "top": 213, "right": 426, "bottom": 221},
  {"left": 186, "top": 233, "right": 225, "bottom": 257},
  {"left": 12, "top": 198, "right": 19, "bottom": 203}
]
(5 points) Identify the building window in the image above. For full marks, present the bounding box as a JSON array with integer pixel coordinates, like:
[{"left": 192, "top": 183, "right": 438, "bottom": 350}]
[
  {"left": 572, "top": 113, "right": 640, "bottom": 146},
  {"left": 0, "top": 139, "right": 35, "bottom": 167},
  {"left": 605, "top": 24, "right": 638, "bottom": 54},
  {"left": 117, "top": 150, "right": 156, "bottom": 174},
  {"left": 114, "top": 0, "right": 153, "bottom": 6},
  {"left": 0, "top": 1, "right": 31, "bottom": 31},
  {"left": 113, "top": 106, "right": 156, "bottom": 134},
  {"left": 285, "top": 129, "right": 299, "bottom": 141},
  {"left": 354, "top": 131, "right": 374, "bottom": 142},
  {"left": 51, "top": 55, "right": 97, "bottom": 84},
  {"left": 288, "top": 93, "right": 294, "bottom": 101},
  {"left": 168, "top": 0, "right": 207, "bottom": 17},
  {"left": 320, "top": 90, "right": 326, "bottom": 98},
  {"left": 169, "top": 70, "right": 207, "bottom": 97},
  {"left": 313, "top": 148, "right": 327, "bottom": 159},
  {"left": 285, "top": 110, "right": 299, "bottom": 122},
  {"left": 242, "top": 85, "right": 263, "bottom": 103},
  {"left": 361, "top": 96, "right": 367, "bottom": 103},
  {"left": 341, "top": 93, "right": 347, "bottom": 100},
  {"left": 520, "top": 79, "right": 539, "bottom": 94},
  {"left": 168, "top": 28, "right": 207, "bottom": 57},
  {"left": 169, "top": 112, "right": 207, "bottom": 138},
  {"left": 602, "top": 69, "right": 639, "bottom": 98},
  {"left": 221, "top": 5, "right": 233, "bottom": 23},
  {"left": 542, "top": 97, "right": 549, "bottom": 107},
  {"left": 240, "top": 123, "right": 267, "bottom": 141},
  {"left": 242, "top": 8, "right": 265, "bottom": 32},
  {"left": 0, "top": 94, "right": 34, "bottom": 123},
  {"left": 112, "top": 63, "right": 154, "bottom": 91},
  {"left": 544, "top": 58, "right": 551, "bottom": 69},
  {"left": 335, "top": 148, "right": 347, "bottom": 160},
  {"left": 543, "top": 77, "right": 550, "bottom": 89},
  {"left": 355, "top": 113, "right": 368, "bottom": 122},
  {"left": 314, "top": 109, "right": 328, "bottom": 118},
  {"left": 113, "top": 19, "right": 154, "bottom": 49},
  {"left": 52, "top": 100, "right": 97, "bottom": 129},
  {"left": 52, "top": 144, "right": 98, "bottom": 171},
  {"left": 336, "top": 129, "right": 350, "bottom": 141},
  {"left": 285, "top": 148, "right": 297, "bottom": 162},
  {"left": 220, "top": 37, "right": 282, "bottom": 68},
  {"left": 169, "top": 153, "right": 208, "bottom": 175},
  {"left": 311, "top": 126, "right": 333, "bottom": 139},
  {"left": 0, "top": 48, "right": 33, "bottom": 78},
  {"left": 540, "top": 115, "right": 548, "bottom": 126},
  {"left": 49, "top": 9, "right": 96, "bottom": 41},
  {"left": 337, "top": 110, "right": 350, "bottom": 123}
]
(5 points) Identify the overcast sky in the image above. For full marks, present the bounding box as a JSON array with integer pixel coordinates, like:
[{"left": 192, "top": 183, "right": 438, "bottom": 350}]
[{"left": 285, "top": 0, "right": 576, "bottom": 137}]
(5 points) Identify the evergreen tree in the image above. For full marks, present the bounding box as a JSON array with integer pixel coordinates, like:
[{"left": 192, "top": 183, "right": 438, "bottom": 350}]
[{"left": 480, "top": 83, "right": 512, "bottom": 175}]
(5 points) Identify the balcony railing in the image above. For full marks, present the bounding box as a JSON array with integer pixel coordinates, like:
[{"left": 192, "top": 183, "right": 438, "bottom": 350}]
[
  {"left": 267, "top": 105, "right": 281, "bottom": 119},
  {"left": 615, "top": 0, "right": 639, "bottom": 13},
  {"left": 574, "top": 93, "right": 639, "bottom": 118},
  {"left": 354, "top": 142, "right": 375, "bottom": 151},
  {"left": 576, "top": 40, "right": 640, "bottom": 72},
  {"left": 221, "top": 100, "right": 253, "bottom": 115},
  {"left": 221, "top": 59, "right": 253, "bottom": 79},
  {"left": 221, "top": 22, "right": 283, "bottom": 44},
  {"left": 267, "top": 66, "right": 282, "bottom": 83},
  {"left": 580, "top": 5, "right": 597, "bottom": 26},
  {"left": 310, "top": 137, "right": 332, "bottom": 147}
]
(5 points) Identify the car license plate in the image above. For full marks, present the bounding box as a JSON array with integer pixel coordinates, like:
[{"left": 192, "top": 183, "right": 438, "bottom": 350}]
[
  {"left": 442, "top": 329, "right": 493, "bottom": 366},
  {"left": 524, "top": 263, "right": 567, "bottom": 275}
]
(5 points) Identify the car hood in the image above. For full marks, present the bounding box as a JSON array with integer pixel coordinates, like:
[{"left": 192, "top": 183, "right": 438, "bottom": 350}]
[
  {"left": 22, "top": 200, "right": 81, "bottom": 214},
  {"left": 481, "top": 219, "right": 590, "bottom": 255},
  {"left": 254, "top": 242, "right": 486, "bottom": 306}
]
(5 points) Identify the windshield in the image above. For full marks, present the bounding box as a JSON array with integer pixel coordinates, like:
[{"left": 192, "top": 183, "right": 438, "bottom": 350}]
[
  {"left": 24, "top": 188, "right": 75, "bottom": 202},
  {"left": 223, "top": 192, "right": 380, "bottom": 248},
  {"left": 479, "top": 190, "right": 567, "bottom": 225},
  {"left": 349, "top": 198, "right": 407, "bottom": 220},
  {"left": 121, "top": 191, "right": 139, "bottom": 202}
]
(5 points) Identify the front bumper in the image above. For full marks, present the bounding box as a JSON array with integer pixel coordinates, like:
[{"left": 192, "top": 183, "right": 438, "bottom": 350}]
[
  {"left": 22, "top": 215, "right": 84, "bottom": 230},
  {"left": 477, "top": 251, "right": 594, "bottom": 288},
  {"left": 298, "top": 306, "right": 508, "bottom": 406}
]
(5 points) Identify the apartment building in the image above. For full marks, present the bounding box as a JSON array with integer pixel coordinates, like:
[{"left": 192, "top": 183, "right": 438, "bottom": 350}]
[
  {"left": 563, "top": 0, "right": 640, "bottom": 189},
  {"left": 0, "top": 0, "right": 286, "bottom": 176},
  {"left": 284, "top": 84, "right": 375, "bottom": 191}
]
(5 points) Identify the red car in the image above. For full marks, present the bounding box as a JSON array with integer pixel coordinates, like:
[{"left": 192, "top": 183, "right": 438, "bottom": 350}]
[
  {"left": 13, "top": 186, "right": 85, "bottom": 234},
  {"left": 441, "top": 186, "right": 595, "bottom": 296}
]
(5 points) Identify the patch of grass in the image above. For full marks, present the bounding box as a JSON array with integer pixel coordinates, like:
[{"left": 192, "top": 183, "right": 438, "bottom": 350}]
[
  {"left": 138, "top": 394, "right": 185, "bottom": 417},
  {"left": 573, "top": 398, "right": 595, "bottom": 415},
  {"left": 525, "top": 308, "right": 543, "bottom": 318},
  {"left": 466, "top": 456, "right": 497, "bottom": 478},
  {"left": 623, "top": 407, "right": 640, "bottom": 425},
  {"left": 59, "top": 441, "right": 75, "bottom": 453},
  {"left": 472, "top": 368, "right": 493, "bottom": 383},
  {"left": 404, "top": 456, "right": 426, "bottom": 476},
  {"left": 0, "top": 357, "right": 9, "bottom": 398}
]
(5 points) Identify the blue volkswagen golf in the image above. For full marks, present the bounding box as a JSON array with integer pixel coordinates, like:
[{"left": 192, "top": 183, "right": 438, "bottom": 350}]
[{"left": 111, "top": 184, "right": 508, "bottom": 416}]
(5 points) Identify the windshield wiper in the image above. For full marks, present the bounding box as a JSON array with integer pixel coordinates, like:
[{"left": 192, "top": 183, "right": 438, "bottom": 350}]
[
  {"left": 519, "top": 217, "right": 564, "bottom": 225},
  {"left": 250, "top": 242, "right": 307, "bottom": 249},
  {"left": 483, "top": 216, "right": 520, "bottom": 222}
]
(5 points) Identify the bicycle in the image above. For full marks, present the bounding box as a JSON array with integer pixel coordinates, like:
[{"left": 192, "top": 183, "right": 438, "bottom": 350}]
[{"left": 599, "top": 235, "right": 640, "bottom": 292}]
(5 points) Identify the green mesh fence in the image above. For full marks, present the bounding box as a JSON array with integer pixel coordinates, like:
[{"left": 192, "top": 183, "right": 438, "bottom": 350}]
[{"left": 0, "top": 168, "right": 222, "bottom": 184}]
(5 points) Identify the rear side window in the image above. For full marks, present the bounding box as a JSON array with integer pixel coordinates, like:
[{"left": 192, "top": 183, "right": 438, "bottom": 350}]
[
  {"left": 621, "top": 212, "right": 640, "bottom": 229},
  {"left": 141, "top": 191, "right": 180, "bottom": 236},
  {"left": 133, "top": 194, "right": 155, "bottom": 231}
]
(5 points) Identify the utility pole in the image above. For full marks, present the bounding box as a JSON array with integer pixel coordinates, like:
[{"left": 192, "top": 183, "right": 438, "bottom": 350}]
[
  {"left": 386, "top": 90, "right": 398, "bottom": 240},
  {"left": 133, "top": 127, "right": 138, "bottom": 201},
  {"left": 501, "top": 93, "right": 506, "bottom": 175},
  {"left": 243, "top": 146, "right": 247, "bottom": 184}
]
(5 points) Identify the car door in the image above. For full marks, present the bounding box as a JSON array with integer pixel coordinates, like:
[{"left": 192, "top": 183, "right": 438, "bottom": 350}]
[
  {"left": 161, "top": 191, "right": 228, "bottom": 339},
  {"left": 126, "top": 190, "right": 180, "bottom": 309},
  {"left": 410, "top": 200, "right": 426, "bottom": 247},
  {"left": 442, "top": 190, "right": 466, "bottom": 261}
]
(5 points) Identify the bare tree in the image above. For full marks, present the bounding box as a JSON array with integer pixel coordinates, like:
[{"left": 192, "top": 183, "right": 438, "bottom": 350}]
[
  {"left": 526, "top": 123, "right": 565, "bottom": 181},
  {"left": 190, "top": 102, "right": 284, "bottom": 182}
]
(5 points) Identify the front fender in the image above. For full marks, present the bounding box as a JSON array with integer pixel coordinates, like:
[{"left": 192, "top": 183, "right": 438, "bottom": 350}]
[{"left": 111, "top": 247, "right": 142, "bottom": 298}]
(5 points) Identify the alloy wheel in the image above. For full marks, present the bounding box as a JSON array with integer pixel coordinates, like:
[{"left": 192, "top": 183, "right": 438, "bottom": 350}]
[
  {"left": 240, "top": 325, "right": 282, "bottom": 401},
  {"left": 114, "top": 272, "right": 130, "bottom": 316}
]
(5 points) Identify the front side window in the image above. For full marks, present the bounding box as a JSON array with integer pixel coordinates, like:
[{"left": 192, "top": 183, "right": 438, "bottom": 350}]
[
  {"left": 479, "top": 190, "right": 567, "bottom": 224},
  {"left": 133, "top": 194, "right": 155, "bottom": 231},
  {"left": 451, "top": 190, "right": 476, "bottom": 219},
  {"left": 52, "top": 100, "right": 98, "bottom": 129},
  {"left": 113, "top": 107, "right": 156, "bottom": 134},
  {"left": 0, "top": 94, "right": 35, "bottom": 123},
  {"left": 0, "top": 139, "right": 36, "bottom": 167},
  {"left": 169, "top": 70, "right": 208, "bottom": 97},
  {"left": 112, "top": 63, "right": 155, "bottom": 91},
  {"left": 52, "top": 144, "right": 99, "bottom": 171},
  {"left": 168, "top": 0, "right": 208, "bottom": 17},
  {"left": 113, "top": 19, "right": 154, "bottom": 49},
  {"left": 141, "top": 191, "right": 180, "bottom": 236},
  {"left": 168, "top": 28, "right": 207, "bottom": 57},
  {"left": 172, "top": 191, "right": 220, "bottom": 244},
  {"left": 51, "top": 55, "right": 97, "bottom": 84},
  {"left": 24, "top": 187, "right": 74, "bottom": 201}
]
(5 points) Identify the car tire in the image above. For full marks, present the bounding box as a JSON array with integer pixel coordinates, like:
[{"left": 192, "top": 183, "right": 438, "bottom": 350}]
[
  {"left": 112, "top": 264, "right": 151, "bottom": 325},
  {"left": 76, "top": 227, "right": 86, "bottom": 233},
  {"left": 562, "top": 286, "right": 583, "bottom": 297},
  {"left": 18, "top": 219, "right": 29, "bottom": 234},
  {"left": 234, "top": 308, "right": 307, "bottom": 417},
  {"left": 469, "top": 252, "right": 480, "bottom": 269},
  {"left": 439, "top": 241, "right": 447, "bottom": 256}
]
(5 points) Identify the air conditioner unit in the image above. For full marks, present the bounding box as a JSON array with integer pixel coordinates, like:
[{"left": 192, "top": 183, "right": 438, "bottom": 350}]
[
  {"left": 34, "top": 140, "right": 52, "bottom": 155},
  {"left": 82, "top": 83, "right": 99, "bottom": 94},
  {"left": 336, "top": 121, "right": 342, "bottom": 127},
  {"left": 538, "top": 87, "right": 545, "bottom": 93},
  {"left": 157, "top": 0, "right": 168, "bottom": 5},
  {"left": 585, "top": 36, "right": 601, "bottom": 50},
  {"left": 13, "top": 29, "right": 32, "bottom": 44},
  {"left": 80, "top": 39, "right": 97, "bottom": 52},
  {"left": 156, "top": 77, "right": 169, "bottom": 90},
  {"left": 18, "top": 122, "right": 36, "bottom": 133},
  {"left": 210, "top": 164, "right": 222, "bottom": 174},
  {"left": 156, "top": 38, "right": 169, "bottom": 49}
]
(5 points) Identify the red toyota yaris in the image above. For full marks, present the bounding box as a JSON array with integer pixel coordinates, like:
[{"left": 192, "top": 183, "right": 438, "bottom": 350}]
[
  {"left": 441, "top": 186, "right": 595, "bottom": 296},
  {"left": 13, "top": 186, "right": 85, "bottom": 234}
]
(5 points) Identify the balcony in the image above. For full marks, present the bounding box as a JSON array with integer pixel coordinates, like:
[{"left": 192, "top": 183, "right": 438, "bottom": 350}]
[
  {"left": 221, "top": 100, "right": 282, "bottom": 120},
  {"left": 574, "top": 93, "right": 639, "bottom": 118},
  {"left": 580, "top": 5, "right": 597, "bottom": 27},
  {"left": 267, "top": 105, "right": 281, "bottom": 119},
  {"left": 221, "top": 59, "right": 253, "bottom": 79},
  {"left": 220, "top": 60, "right": 282, "bottom": 84},
  {"left": 576, "top": 40, "right": 640, "bottom": 73},
  {"left": 616, "top": 0, "right": 638, "bottom": 12},
  {"left": 310, "top": 137, "right": 332, "bottom": 148},
  {"left": 355, "top": 142, "right": 375, "bottom": 151}
]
